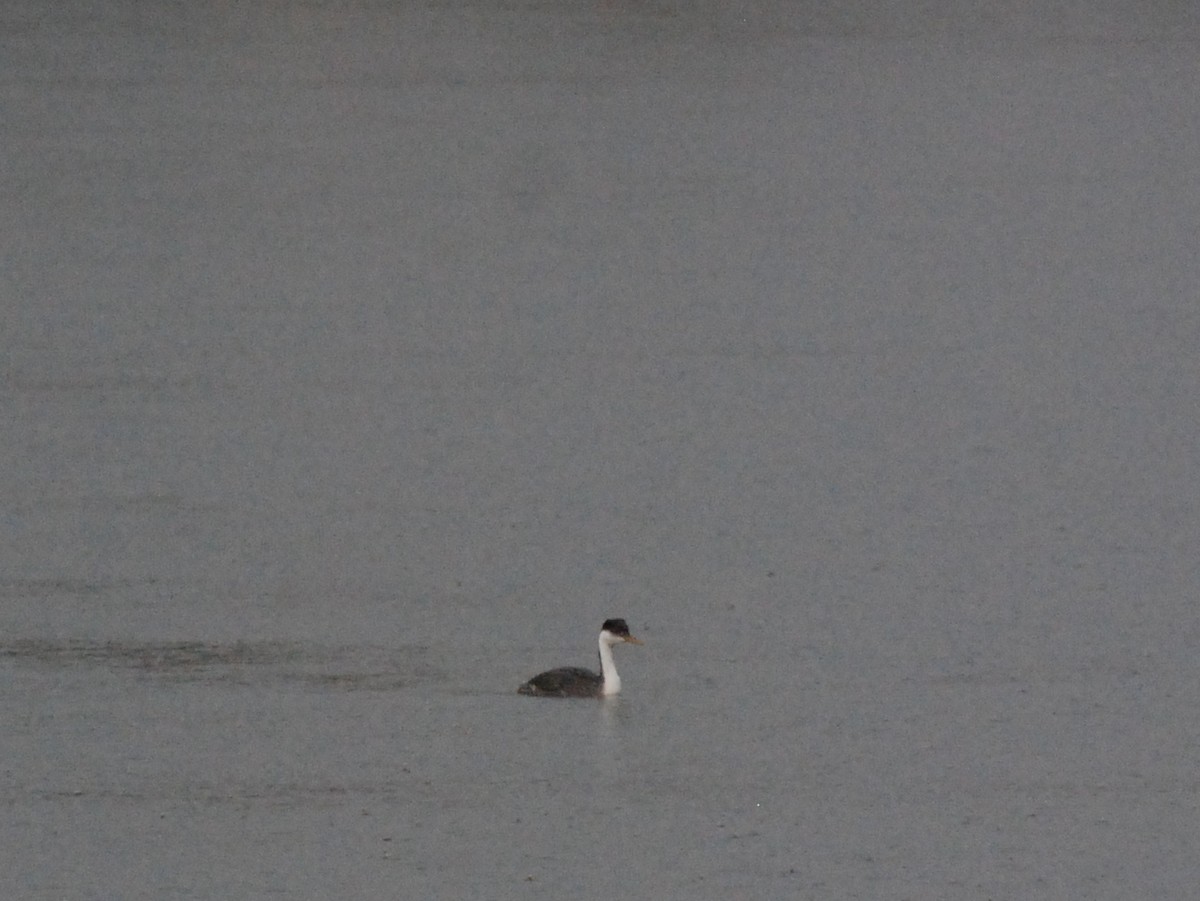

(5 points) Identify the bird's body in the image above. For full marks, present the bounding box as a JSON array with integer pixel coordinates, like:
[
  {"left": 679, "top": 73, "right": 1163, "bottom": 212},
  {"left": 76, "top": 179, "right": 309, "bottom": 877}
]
[
  {"left": 517, "top": 666, "right": 604, "bottom": 698},
  {"left": 518, "top": 619, "right": 643, "bottom": 698}
]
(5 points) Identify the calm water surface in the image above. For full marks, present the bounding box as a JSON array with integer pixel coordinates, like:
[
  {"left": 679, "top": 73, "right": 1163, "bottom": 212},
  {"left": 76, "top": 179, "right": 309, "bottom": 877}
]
[{"left": 4, "top": 2, "right": 1200, "bottom": 898}]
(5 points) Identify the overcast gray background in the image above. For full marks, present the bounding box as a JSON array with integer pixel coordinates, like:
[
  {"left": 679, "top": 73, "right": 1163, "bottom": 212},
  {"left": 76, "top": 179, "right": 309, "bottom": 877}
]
[{"left": 4, "top": 2, "right": 1200, "bottom": 899}]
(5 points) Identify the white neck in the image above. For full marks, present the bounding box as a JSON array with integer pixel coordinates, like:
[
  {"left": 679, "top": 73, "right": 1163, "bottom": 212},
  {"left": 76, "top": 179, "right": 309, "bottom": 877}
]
[{"left": 597, "top": 633, "right": 621, "bottom": 696}]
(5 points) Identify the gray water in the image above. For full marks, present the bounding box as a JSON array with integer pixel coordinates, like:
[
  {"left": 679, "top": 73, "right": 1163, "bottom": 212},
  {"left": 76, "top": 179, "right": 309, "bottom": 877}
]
[{"left": 4, "top": 2, "right": 1200, "bottom": 898}]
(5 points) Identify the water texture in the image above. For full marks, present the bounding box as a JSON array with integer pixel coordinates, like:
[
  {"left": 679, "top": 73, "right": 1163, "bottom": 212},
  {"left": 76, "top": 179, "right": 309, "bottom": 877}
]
[{"left": 3, "top": 2, "right": 1200, "bottom": 898}]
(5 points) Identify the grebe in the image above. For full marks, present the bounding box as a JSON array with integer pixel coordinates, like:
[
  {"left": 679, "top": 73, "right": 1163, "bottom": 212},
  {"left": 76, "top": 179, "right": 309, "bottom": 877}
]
[{"left": 517, "top": 619, "right": 643, "bottom": 698}]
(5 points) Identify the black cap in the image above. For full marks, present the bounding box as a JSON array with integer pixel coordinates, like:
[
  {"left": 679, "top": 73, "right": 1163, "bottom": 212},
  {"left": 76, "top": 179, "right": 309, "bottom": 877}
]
[{"left": 601, "top": 618, "right": 632, "bottom": 636}]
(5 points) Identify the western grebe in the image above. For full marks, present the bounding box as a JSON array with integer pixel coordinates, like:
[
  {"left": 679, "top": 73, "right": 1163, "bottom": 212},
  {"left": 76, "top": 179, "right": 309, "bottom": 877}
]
[{"left": 517, "top": 619, "right": 643, "bottom": 698}]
